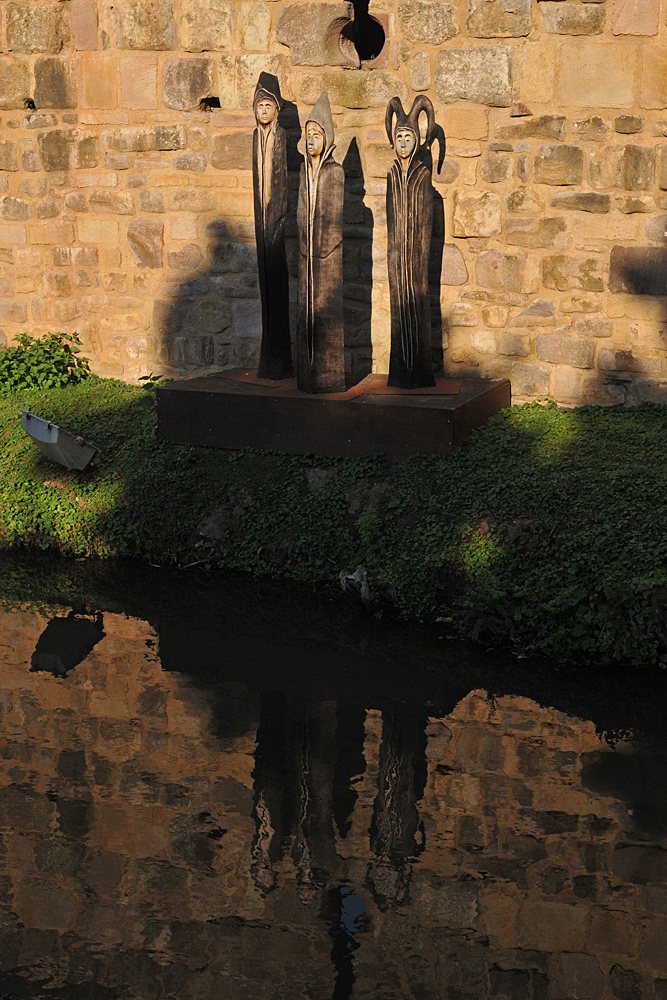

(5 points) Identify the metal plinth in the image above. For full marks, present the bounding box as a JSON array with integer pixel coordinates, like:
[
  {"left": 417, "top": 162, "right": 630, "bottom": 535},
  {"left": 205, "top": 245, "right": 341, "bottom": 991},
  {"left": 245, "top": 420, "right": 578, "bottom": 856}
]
[{"left": 156, "top": 370, "right": 511, "bottom": 459}]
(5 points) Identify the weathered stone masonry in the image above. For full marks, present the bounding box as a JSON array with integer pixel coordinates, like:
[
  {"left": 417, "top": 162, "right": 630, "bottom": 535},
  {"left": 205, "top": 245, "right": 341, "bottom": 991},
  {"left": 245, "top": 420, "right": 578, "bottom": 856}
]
[{"left": 1, "top": 0, "right": 667, "bottom": 404}]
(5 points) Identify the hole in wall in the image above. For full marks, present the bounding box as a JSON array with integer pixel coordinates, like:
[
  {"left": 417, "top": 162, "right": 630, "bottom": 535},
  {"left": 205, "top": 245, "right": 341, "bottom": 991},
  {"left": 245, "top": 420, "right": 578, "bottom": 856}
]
[
  {"left": 199, "top": 96, "right": 221, "bottom": 112},
  {"left": 340, "top": 0, "right": 386, "bottom": 63}
]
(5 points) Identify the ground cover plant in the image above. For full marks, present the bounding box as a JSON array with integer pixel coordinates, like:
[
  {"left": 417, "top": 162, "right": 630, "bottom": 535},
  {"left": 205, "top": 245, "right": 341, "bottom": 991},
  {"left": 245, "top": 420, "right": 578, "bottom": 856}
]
[{"left": 1, "top": 374, "right": 666, "bottom": 668}]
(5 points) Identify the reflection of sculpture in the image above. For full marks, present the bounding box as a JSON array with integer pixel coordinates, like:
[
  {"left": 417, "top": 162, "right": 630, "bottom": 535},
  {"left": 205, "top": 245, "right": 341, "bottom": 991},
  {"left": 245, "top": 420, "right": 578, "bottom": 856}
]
[
  {"left": 386, "top": 96, "right": 437, "bottom": 389},
  {"left": 252, "top": 73, "right": 293, "bottom": 380},
  {"left": 297, "top": 91, "right": 345, "bottom": 394}
]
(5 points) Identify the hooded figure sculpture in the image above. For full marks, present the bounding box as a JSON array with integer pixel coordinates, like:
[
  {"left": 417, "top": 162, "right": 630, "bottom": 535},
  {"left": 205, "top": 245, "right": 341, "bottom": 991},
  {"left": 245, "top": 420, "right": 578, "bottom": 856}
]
[
  {"left": 252, "top": 73, "right": 293, "bottom": 380},
  {"left": 386, "top": 96, "right": 438, "bottom": 389},
  {"left": 296, "top": 91, "right": 345, "bottom": 394}
]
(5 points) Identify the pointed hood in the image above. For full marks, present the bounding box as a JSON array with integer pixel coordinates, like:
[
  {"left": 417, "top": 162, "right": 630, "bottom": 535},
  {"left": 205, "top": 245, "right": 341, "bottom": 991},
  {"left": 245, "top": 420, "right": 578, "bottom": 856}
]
[
  {"left": 254, "top": 72, "right": 282, "bottom": 111},
  {"left": 306, "top": 90, "right": 335, "bottom": 161}
]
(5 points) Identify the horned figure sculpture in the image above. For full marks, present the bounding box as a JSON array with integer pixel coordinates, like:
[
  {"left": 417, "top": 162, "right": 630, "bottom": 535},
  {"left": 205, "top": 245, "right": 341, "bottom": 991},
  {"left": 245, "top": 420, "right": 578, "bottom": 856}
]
[
  {"left": 385, "top": 95, "right": 440, "bottom": 389},
  {"left": 296, "top": 91, "right": 345, "bottom": 394},
  {"left": 252, "top": 72, "right": 293, "bottom": 380}
]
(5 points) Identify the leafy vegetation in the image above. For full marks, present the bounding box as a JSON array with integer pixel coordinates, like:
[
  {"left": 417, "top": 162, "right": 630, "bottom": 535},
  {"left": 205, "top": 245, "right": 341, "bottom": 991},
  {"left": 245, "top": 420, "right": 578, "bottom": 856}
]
[
  {"left": 1, "top": 378, "right": 667, "bottom": 668},
  {"left": 0, "top": 332, "right": 91, "bottom": 392}
]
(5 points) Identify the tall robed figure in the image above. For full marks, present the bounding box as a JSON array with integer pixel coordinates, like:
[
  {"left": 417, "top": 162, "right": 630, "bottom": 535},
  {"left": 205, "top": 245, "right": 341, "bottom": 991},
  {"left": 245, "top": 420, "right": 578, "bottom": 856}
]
[
  {"left": 296, "top": 91, "right": 345, "bottom": 394},
  {"left": 252, "top": 73, "right": 293, "bottom": 380},
  {"left": 386, "top": 96, "right": 438, "bottom": 389}
]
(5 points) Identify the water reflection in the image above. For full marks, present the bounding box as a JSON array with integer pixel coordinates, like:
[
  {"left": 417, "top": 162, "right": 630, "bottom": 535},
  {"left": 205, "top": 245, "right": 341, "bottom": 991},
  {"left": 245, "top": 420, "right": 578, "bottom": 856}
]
[{"left": 1, "top": 585, "right": 667, "bottom": 998}]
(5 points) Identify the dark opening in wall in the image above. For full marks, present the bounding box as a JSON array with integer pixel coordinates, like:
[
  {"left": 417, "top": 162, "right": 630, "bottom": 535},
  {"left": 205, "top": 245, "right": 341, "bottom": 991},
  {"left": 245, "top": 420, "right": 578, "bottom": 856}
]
[
  {"left": 199, "top": 96, "right": 221, "bottom": 112},
  {"left": 341, "top": 0, "right": 386, "bottom": 63}
]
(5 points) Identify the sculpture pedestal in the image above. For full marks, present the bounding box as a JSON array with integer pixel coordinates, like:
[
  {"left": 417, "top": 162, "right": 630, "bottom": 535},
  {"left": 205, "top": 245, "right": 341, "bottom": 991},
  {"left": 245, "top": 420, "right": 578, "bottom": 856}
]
[{"left": 156, "top": 369, "right": 511, "bottom": 459}]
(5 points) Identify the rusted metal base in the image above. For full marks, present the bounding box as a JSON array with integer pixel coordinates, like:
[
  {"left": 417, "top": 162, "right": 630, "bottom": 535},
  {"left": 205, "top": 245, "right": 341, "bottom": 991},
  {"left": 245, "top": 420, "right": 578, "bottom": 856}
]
[{"left": 156, "top": 369, "right": 511, "bottom": 459}]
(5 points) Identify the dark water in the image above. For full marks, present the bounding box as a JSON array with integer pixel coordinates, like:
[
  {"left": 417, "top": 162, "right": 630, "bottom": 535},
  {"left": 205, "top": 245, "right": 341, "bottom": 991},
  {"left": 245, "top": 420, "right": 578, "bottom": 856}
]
[{"left": 1, "top": 555, "right": 667, "bottom": 999}]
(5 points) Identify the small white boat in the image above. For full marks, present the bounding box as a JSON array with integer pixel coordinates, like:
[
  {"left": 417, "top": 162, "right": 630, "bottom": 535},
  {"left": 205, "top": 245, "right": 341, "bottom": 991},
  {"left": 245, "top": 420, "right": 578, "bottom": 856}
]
[{"left": 19, "top": 409, "right": 101, "bottom": 471}]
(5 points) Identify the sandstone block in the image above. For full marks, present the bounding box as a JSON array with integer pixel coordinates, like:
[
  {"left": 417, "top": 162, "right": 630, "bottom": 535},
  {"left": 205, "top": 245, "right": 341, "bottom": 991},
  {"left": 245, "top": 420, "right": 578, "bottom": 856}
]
[
  {"left": 400, "top": 1, "right": 458, "bottom": 43},
  {"left": 646, "top": 215, "right": 667, "bottom": 242},
  {"left": 70, "top": 0, "right": 99, "bottom": 50},
  {"left": 38, "top": 130, "right": 100, "bottom": 171},
  {"left": 119, "top": 55, "right": 158, "bottom": 109},
  {"left": 6, "top": 3, "right": 70, "bottom": 53},
  {"left": 495, "top": 115, "right": 564, "bottom": 141},
  {"left": 543, "top": 255, "right": 605, "bottom": 292},
  {"left": 482, "top": 304, "right": 509, "bottom": 326},
  {"left": 180, "top": 0, "right": 236, "bottom": 51},
  {"left": 363, "top": 143, "right": 394, "bottom": 178},
  {"left": 435, "top": 47, "right": 513, "bottom": 107},
  {"left": 0, "top": 196, "right": 30, "bottom": 222},
  {"left": 471, "top": 330, "right": 496, "bottom": 353},
  {"left": 496, "top": 332, "right": 529, "bottom": 356},
  {"left": 127, "top": 220, "right": 164, "bottom": 268},
  {"left": 435, "top": 161, "right": 460, "bottom": 184},
  {"left": 559, "top": 43, "right": 636, "bottom": 107},
  {"left": 220, "top": 54, "right": 291, "bottom": 109},
  {"left": 0, "top": 141, "right": 19, "bottom": 172},
  {"left": 441, "top": 106, "right": 489, "bottom": 140},
  {"left": 573, "top": 318, "right": 612, "bottom": 337},
  {"left": 587, "top": 911, "right": 637, "bottom": 956},
  {"left": 104, "top": 125, "right": 186, "bottom": 152},
  {"left": 171, "top": 216, "right": 198, "bottom": 240},
  {"left": 540, "top": 3, "right": 604, "bottom": 34},
  {"left": 520, "top": 41, "right": 556, "bottom": 104},
  {"left": 589, "top": 144, "right": 655, "bottom": 191},
  {"left": 614, "top": 0, "right": 659, "bottom": 34},
  {"left": 169, "top": 244, "right": 204, "bottom": 270},
  {"left": 547, "top": 954, "right": 603, "bottom": 1000},
  {"left": 20, "top": 151, "right": 39, "bottom": 173},
  {"left": 641, "top": 919, "right": 667, "bottom": 973},
  {"left": 81, "top": 54, "right": 117, "bottom": 109},
  {"left": 571, "top": 116, "right": 609, "bottom": 142},
  {"left": 537, "top": 334, "right": 595, "bottom": 369},
  {"left": 505, "top": 217, "right": 567, "bottom": 248},
  {"left": 658, "top": 145, "right": 667, "bottom": 189},
  {"left": 506, "top": 188, "right": 544, "bottom": 213},
  {"left": 34, "top": 58, "right": 78, "bottom": 109},
  {"left": 298, "top": 69, "right": 407, "bottom": 109},
  {"left": 487, "top": 360, "right": 549, "bottom": 395},
  {"left": 617, "top": 195, "right": 655, "bottom": 213},
  {"left": 550, "top": 192, "right": 610, "bottom": 213},
  {"left": 641, "top": 48, "right": 667, "bottom": 110},
  {"left": 453, "top": 191, "right": 502, "bottom": 237},
  {"left": 552, "top": 366, "right": 582, "bottom": 399},
  {"left": 481, "top": 151, "right": 510, "bottom": 183},
  {"left": 169, "top": 190, "right": 214, "bottom": 212},
  {"left": 163, "top": 58, "right": 214, "bottom": 110},
  {"left": 18, "top": 178, "right": 47, "bottom": 198},
  {"left": 450, "top": 302, "right": 477, "bottom": 326},
  {"left": 0, "top": 223, "right": 26, "bottom": 243},
  {"left": 441, "top": 244, "right": 469, "bottom": 284},
  {"left": 534, "top": 145, "right": 583, "bottom": 185},
  {"left": 90, "top": 191, "right": 134, "bottom": 215},
  {"left": 106, "top": 0, "right": 177, "bottom": 49},
  {"left": 410, "top": 52, "right": 431, "bottom": 91},
  {"left": 242, "top": 2, "right": 271, "bottom": 50},
  {"left": 598, "top": 347, "right": 661, "bottom": 374},
  {"left": 615, "top": 114, "right": 643, "bottom": 134},
  {"left": 138, "top": 191, "right": 165, "bottom": 213},
  {"left": 174, "top": 153, "right": 208, "bottom": 171},
  {"left": 277, "top": 4, "right": 356, "bottom": 66},
  {"left": 0, "top": 301, "right": 27, "bottom": 323},
  {"left": 477, "top": 251, "right": 528, "bottom": 292},
  {"left": 513, "top": 299, "right": 555, "bottom": 325},
  {"left": 78, "top": 219, "right": 119, "bottom": 243},
  {"left": 467, "top": 0, "right": 531, "bottom": 37},
  {"left": 211, "top": 133, "right": 253, "bottom": 170},
  {"left": 0, "top": 57, "right": 29, "bottom": 110},
  {"left": 609, "top": 245, "right": 667, "bottom": 295}
]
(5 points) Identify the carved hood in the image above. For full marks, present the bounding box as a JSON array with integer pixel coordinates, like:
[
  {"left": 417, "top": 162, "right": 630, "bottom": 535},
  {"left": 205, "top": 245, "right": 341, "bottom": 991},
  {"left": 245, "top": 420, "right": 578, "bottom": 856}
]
[
  {"left": 253, "top": 72, "right": 282, "bottom": 110},
  {"left": 306, "top": 90, "right": 336, "bottom": 162}
]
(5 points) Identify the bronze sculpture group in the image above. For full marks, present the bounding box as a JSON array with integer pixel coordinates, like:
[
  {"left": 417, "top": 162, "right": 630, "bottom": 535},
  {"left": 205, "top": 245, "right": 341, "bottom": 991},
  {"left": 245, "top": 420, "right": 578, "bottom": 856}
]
[{"left": 251, "top": 75, "right": 444, "bottom": 393}]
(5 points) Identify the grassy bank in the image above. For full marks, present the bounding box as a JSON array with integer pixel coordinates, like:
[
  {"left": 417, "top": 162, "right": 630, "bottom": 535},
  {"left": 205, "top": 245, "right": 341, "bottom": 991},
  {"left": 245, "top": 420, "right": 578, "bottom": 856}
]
[{"left": 2, "top": 377, "right": 667, "bottom": 668}]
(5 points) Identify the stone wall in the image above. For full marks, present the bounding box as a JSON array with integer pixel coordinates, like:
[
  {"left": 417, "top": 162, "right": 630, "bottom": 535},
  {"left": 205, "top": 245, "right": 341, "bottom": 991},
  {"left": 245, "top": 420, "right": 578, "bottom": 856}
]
[{"left": 0, "top": 0, "right": 666, "bottom": 403}]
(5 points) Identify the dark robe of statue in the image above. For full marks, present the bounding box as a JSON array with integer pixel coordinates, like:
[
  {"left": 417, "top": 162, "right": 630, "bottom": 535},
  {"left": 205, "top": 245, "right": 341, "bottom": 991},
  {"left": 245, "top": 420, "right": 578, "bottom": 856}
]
[
  {"left": 386, "top": 96, "right": 438, "bottom": 390},
  {"left": 252, "top": 73, "right": 293, "bottom": 380},
  {"left": 296, "top": 91, "right": 345, "bottom": 394}
]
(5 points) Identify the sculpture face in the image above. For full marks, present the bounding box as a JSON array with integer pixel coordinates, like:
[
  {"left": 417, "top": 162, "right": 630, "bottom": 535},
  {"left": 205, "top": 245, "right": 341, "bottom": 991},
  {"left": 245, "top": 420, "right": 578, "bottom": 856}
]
[
  {"left": 306, "top": 122, "right": 325, "bottom": 160},
  {"left": 395, "top": 128, "right": 417, "bottom": 161},
  {"left": 256, "top": 99, "right": 277, "bottom": 126}
]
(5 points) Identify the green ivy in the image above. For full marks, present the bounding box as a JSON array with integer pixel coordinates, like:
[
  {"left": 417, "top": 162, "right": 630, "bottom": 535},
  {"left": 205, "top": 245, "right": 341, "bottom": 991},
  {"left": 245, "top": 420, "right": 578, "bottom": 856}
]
[{"left": 0, "top": 332, "right": 91, "bottom": 392}]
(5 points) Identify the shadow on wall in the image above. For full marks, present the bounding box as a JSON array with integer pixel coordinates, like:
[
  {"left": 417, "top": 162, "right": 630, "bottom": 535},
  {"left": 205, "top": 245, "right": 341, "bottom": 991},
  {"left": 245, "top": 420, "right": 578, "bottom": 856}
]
[{"left": 153, "top": 121, "right": 449, "bottom": 383}]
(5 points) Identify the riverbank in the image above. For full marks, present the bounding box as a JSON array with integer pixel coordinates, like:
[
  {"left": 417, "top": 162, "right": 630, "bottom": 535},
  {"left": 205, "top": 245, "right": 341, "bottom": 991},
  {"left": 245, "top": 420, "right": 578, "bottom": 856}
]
[{"left": 2, "top": 377, "right": 667, "bottom": 668}]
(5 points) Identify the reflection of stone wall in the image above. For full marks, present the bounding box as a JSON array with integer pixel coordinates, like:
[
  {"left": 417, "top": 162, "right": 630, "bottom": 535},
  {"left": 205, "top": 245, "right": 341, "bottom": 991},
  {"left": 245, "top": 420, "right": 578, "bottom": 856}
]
[
  {"left": 1, "top": 2, "right": 667, "bottom": 402},
  {"left": 1, "top": 606, "right": 666, "bottom": 997}
]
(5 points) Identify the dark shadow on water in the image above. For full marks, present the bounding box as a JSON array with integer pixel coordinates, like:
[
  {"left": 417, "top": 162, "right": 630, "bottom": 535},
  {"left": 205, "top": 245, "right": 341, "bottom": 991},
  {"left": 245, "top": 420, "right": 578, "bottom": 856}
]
[{"left": 30, "top": 610, "right": 105, "bottom": 678}]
